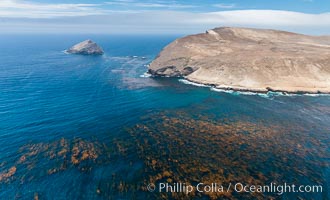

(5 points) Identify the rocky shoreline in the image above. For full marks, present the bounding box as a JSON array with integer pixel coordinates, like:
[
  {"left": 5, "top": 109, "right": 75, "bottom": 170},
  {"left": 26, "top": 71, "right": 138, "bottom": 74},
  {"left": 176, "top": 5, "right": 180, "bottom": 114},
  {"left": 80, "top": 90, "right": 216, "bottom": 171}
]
[
  {"left": 183, "top": 77, "right": 330, "bottom": 95},
  {"left": 145, "top": 70, "right": 330, "bottom": 95}
]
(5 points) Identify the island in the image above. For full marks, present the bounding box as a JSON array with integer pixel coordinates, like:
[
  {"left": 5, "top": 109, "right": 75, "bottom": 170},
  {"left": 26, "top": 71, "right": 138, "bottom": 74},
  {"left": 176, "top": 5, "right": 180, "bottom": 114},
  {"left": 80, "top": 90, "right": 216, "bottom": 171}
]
[
  {"left": 66, "top": 39, "right": 104, "bottom": 55},
  {"left": 148, "top": 27, "right": 330, "bottom": 94}
]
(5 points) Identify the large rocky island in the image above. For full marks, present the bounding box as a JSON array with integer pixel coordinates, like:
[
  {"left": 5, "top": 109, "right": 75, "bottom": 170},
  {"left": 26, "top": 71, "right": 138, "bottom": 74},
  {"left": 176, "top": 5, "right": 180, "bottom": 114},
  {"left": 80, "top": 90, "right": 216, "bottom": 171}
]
[
  {"left": 66, "top": 40, "right": 104, "bottom": 55},
  {"left": 149, "top": 27, "right": 330, "bottom": 93}
]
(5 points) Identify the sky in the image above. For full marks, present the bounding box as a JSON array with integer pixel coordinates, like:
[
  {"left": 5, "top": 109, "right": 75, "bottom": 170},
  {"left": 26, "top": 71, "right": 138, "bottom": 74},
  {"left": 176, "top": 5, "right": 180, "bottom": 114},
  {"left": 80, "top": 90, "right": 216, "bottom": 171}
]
[{"left": 0, "top": 0, "right": 329, "bottom": 35}]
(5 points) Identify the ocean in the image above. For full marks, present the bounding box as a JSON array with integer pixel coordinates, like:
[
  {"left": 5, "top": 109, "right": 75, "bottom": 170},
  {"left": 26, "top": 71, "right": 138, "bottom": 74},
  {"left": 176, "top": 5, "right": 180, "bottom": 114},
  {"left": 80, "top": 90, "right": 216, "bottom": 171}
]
[{"left": 0, "top": 34, "right": 329, "bottom": 199}]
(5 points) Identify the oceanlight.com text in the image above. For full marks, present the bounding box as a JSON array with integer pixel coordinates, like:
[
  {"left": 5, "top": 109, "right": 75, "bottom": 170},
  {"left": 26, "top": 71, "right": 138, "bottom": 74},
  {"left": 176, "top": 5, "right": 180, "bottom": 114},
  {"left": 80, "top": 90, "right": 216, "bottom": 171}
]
[{"left": 147, "top": 182, "right": 323, "bottom": 195}]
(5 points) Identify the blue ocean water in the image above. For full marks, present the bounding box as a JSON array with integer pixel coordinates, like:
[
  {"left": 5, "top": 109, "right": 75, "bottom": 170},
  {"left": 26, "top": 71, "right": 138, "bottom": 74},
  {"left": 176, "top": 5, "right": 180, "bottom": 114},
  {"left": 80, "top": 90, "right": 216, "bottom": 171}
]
[{"left": 0, "top": 35, "right": 329, "bottom": 199}]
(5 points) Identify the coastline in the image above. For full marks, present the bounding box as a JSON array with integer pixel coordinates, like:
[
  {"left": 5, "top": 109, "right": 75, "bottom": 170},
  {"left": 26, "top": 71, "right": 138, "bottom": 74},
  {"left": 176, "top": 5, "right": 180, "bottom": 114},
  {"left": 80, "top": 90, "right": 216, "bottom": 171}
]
[
  {"left": 145, "top": 68, "right": 330, "bottom": 96},
  {"left": 179, "top": 77, "right": 330, "bottom": 97}
]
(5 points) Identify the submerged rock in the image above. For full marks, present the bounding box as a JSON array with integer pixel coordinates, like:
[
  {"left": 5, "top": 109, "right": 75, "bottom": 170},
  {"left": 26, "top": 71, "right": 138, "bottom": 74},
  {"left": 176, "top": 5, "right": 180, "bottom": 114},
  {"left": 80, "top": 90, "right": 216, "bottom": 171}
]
[
  {"left": 149, "top": 27, "right": 330, "bottom": 93},
  {"left": 66, "top": 39, "right": 104, "bottom": 55}
]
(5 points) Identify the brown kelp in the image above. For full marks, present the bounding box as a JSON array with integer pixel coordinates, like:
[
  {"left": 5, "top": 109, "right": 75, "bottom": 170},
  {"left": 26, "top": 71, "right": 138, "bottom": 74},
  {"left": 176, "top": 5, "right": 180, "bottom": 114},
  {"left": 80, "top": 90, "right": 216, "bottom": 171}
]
[{"left": 129, "top": 111, "right": 329, "bottom": 199}]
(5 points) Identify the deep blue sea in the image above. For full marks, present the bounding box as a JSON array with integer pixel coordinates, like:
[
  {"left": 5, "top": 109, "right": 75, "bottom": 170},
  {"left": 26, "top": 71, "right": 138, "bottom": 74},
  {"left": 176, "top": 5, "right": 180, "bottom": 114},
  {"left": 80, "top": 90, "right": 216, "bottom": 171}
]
[{"left": 0, "top": 35, "right": 329, "bottom": 199}]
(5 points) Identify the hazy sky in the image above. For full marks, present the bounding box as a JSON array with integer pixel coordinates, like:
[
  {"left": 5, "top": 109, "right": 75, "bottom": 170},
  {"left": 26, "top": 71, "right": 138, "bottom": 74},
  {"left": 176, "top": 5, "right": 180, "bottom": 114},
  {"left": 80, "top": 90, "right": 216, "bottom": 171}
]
[{"left": 0, "top": 0, "right": 329, "bottom": 34}]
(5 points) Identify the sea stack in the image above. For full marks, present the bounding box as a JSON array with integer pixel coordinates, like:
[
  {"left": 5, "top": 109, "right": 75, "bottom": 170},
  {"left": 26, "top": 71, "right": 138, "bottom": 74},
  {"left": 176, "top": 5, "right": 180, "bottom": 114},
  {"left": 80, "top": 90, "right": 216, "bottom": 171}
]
[
  {"left": 149, "top": 27, "right": 330, "bottom": 94},
  {"left": 66, "top": 40, "right": 104, "bottom": 55}
]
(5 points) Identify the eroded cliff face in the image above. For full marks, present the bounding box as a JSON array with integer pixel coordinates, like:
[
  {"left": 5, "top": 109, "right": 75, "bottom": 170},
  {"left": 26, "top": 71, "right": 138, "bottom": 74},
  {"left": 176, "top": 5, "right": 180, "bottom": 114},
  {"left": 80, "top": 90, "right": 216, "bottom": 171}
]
[{"left": 148, "top": 27, "right": 330, "bottom": 93}]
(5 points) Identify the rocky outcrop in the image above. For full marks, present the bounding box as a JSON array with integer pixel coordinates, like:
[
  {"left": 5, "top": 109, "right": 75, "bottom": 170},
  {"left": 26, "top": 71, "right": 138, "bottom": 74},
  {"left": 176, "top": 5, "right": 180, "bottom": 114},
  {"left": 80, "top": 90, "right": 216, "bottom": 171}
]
[
  {"left": 66, "top": 40, "right": 104, "bottom": 55},
  {"left": 149, "top": 27, "right": 330, "bottom": 93}
]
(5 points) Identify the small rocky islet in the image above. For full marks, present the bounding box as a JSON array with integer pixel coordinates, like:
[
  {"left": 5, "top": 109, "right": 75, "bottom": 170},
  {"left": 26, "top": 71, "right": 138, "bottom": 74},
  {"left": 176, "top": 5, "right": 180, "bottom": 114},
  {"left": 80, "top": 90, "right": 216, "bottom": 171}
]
[{"left": 66, "top": 39, "right": 104, "bottom": 55}]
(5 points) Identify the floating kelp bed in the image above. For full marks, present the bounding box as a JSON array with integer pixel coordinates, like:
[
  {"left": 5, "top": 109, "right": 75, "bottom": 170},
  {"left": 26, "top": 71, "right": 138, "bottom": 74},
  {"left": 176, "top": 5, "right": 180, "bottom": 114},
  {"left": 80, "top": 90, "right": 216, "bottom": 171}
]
[
  {"left": 0, "top": 137, "right": 145, "bottom": 199},
  {"left": 0, "top": 138, "right": 110, "bottom": 183},
  {"left": 129, "top": 111, "right": 329, "bottom": 200},
  {"left": 0, "top": 112, "right": 328, "bottom": 199}
]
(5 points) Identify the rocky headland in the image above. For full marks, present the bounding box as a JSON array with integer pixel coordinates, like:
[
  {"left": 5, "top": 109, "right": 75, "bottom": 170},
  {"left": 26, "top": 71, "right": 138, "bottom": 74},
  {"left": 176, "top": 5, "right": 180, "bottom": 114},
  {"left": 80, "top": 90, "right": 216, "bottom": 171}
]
[
  {"left": 66, "top": 40, "right": 104, "bottom": 55},
  {"left": 148, "top": 27, "right": 330, "bottom": 93}
]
